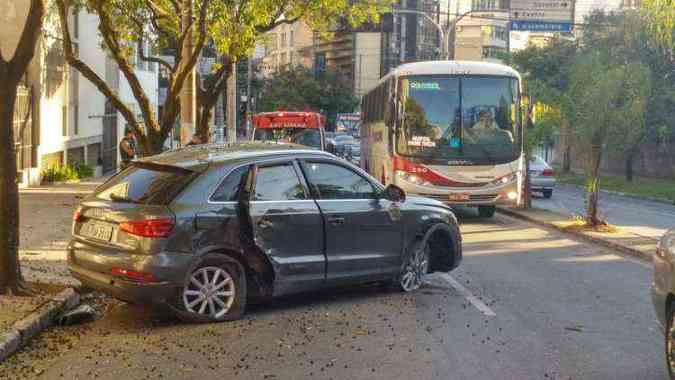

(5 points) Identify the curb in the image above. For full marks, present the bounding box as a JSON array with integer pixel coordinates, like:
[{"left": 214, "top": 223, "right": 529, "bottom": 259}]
[
  {"left": 0, "top": 288, "right": 80, "bottom": 363},
  {"left": 558, "top": 182, "right": 674, "bottom": 206},
  {"left": 497, "top": 207, "right": 653, "bottom": 262}
]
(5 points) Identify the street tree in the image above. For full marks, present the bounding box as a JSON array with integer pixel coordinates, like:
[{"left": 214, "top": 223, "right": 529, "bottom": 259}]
[
  {"left": 194, "top": 2, "right": 387, "bottom": 140},
  {"left": 256, "top": 66, "right": 359, "bottom": 127},
  {"left": 55, "top": 0, "right": 220, "bottom": 155},
  {"left": 0, "top": 0, "right": 45, "bottom": 294},
  {"left": 640, "top": 0, "right": 675, "bottom": 59},
  {"left": 568, "top": 54, "right": 651, "bottom": 226}
]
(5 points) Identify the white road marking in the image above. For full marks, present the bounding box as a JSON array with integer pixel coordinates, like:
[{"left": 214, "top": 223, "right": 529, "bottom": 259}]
[{"left": 437, "top": 272, "right": 496, "bottom": 317}]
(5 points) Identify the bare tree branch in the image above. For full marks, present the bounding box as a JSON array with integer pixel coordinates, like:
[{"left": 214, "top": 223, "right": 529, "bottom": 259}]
[
  {"left": 137, "top": 38, "right": 173, "bottom": 71},
  {"left": 55, "top": 0, "right": 144, "bottom": 144}
]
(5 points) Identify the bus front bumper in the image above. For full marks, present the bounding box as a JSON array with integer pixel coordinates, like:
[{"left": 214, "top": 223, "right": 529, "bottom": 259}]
[{"left": 397, "top": 179, "right": 520, "bottom": 207}]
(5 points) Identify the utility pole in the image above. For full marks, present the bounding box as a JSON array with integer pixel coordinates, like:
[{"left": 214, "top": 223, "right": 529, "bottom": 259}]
[
  {"left": 179, "top": 0, "right": 196, "bottom": 146},
  {"left": 245, "top": 57, "right": 253, "bottom": 138},
  {"left": 226, "top": 61, "right": 237, "bottom": 143}
]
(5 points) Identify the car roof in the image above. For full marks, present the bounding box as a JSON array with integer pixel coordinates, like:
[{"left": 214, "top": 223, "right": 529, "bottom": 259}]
[{"left": 138, "top": 142, "right": 333, "bottom": 170}]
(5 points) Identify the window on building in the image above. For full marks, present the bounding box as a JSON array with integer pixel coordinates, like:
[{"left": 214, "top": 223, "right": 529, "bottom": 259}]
[
  {"left": 290, "top": 30, "right": 295, "bottom": 47},
  {"left": 72, "top": 9, "right": 79, "bottom": 39},
  {"left": 281, "top": 32, "right": 287, "bottom": 48},
  {"left": 73, "top": 105, "right": 79, "bottom": 135}
]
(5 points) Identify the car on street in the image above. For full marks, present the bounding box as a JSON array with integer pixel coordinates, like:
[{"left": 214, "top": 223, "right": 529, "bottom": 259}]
[
  {"left": 345, "top": 143, "right": 361, "bottom": 166},
  {"left": 68, "top": 143, "right": 462, "bottom": 323},
  {"left": 333, "top": 134, "right": 355, "bottom": 157},
  {"left": 529, "top": 155, "right": 556, "bottom": 198},
  {"left": 652, "top": 228, "right": 675, "bottom": 377}
]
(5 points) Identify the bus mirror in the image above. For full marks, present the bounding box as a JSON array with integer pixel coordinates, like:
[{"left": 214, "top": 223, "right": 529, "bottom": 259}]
[{"left": 382, "top": 184, "right": 406, "bottom": 202}]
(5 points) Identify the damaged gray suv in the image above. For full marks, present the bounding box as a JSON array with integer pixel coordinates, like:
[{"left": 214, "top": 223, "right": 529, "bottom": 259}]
[{"left": 68, "top": 143, "right": 462, "bottom": 322}]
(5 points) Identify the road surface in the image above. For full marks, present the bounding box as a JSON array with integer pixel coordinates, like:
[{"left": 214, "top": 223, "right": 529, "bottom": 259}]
[
  {"left": 533, "top": 184, "right": 675, "bottom": 240},
  {"left": 0, "top": 210, "right": 666, "bottom": 379}
]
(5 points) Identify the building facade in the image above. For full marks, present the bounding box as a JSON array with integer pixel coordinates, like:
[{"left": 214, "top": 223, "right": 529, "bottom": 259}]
[
  {"left": 260, "top": 21, "right": 314, "bottom": 76},
  {"left": 10, "top": 7, "right": 158, "bottom": 186}
]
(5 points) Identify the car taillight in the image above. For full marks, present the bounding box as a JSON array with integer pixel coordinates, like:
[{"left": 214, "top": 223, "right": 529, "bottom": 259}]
[
  {"left": 73, "top": 209, "right": 83, "bottom": 222},
  {"left": 119, "top": 218, "right": 174, "bottom": 238},
  {"left": 111, "top": 267, "right": 157, "bottom": 283},
  {"left": 542, "top": 169, "right": 554, "bottom": 177},
  {"left": 393, "top": 157, "right": 458, "bottom": 187}
]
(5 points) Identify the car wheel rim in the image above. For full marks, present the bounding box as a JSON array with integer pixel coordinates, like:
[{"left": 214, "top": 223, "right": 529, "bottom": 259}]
[
  {"left": 183, "top": 266, "right": 235, "bottom": 319},
  {"left": 401, "top": 243, "right": 430, "bottom": 292},
  {"left": 669, "top": 314, "right": 675, "bottom": 373}
]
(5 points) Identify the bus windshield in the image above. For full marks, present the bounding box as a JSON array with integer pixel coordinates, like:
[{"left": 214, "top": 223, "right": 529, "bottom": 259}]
[
  {"left": 396, "top": 75, "right": 520, "bottom": 165},
  {"left": 253, "top": 128, "right": 322, "bottom": 149}
]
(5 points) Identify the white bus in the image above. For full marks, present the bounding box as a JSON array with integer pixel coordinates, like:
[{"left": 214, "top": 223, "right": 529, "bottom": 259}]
[{"left": 360, "top": 61, "right": 524, "bottom": 217}]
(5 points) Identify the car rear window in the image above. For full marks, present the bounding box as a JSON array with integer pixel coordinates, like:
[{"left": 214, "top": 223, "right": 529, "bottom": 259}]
[{"left": 94, "top": 163, "right": 197, "bottom": 205}]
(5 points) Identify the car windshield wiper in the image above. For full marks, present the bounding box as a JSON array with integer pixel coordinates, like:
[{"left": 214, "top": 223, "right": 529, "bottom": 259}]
[{"left": 108, "top": 193, "right": 139, "bottom": 203}]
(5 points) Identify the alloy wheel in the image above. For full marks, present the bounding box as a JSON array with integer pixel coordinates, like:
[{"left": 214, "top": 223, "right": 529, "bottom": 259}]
[
  {"left": 182, "top": 266, "right": 236, "bottom": 319},
  {"left": 400, "top": 243, "right": 430, "bottom": 292}
]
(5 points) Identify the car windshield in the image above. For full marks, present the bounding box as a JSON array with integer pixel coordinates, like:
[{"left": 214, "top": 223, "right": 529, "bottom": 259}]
[
  {"left": 396, "top": 75, "right": 520, "bottom": 165},
  {"left": 253, "top": 128, "right": 322, "bottom": 149}
]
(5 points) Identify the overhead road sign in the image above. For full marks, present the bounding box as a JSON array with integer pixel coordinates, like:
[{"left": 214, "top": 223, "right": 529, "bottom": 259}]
[
  {"left": 510, "top": 20, "right": 573, "bottom": 32},
  {"left": 510, "top": 0, "right": 573, "bottom": 23}
]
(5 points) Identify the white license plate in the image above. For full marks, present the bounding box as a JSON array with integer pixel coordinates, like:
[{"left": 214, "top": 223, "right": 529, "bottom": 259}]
[
  {"left": 448, "top": 193, "right": 470, "bottom": 201},
  {"left": 80, "top": 222, "right": 113, "bottom": 242}
]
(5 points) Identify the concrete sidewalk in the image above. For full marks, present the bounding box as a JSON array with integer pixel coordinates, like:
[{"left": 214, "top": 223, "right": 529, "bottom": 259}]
[{"left": 498, "top": 206, "right": 657, "bottom": 262}]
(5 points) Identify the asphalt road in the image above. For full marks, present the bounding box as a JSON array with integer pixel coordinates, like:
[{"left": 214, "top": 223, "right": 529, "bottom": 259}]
[
  {"left": 533, "top": 184, "right": 675, "bottom": 240},
  {"left": 0, "top": 210, "right": 666, "bottom": 380}
]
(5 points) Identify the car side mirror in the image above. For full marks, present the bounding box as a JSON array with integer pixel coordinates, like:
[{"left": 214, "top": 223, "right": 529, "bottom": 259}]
[{"left": 382, "top": 184, "right": 406, "bottom": 203}]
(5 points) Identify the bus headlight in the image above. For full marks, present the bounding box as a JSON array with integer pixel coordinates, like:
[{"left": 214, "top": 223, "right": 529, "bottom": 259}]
[
  {"left": 491, "top": 173, "right": 517, "bottom": 186},
  {"left": 396, "top": 171, "right": 432, "bottom": 187},
  {"left": 507, "top": 191, "right": 518, "bottom": 200}
]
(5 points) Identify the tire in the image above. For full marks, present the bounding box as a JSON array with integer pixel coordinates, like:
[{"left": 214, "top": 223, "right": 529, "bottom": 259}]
[
  {"left": 478, "top": 205, "right": 496, "bottom": 218},
  {"left": 397, "top": 240, "right": 430, "bottom": 292},
  {"left": 666, "top": 306, "right": 675, "bottom": 379},
  {"left": 173, "top": 253, "right": 247, "bottom": 323},
  {"left": 542, "top": 189, "right": 553, "bottom": 199}
]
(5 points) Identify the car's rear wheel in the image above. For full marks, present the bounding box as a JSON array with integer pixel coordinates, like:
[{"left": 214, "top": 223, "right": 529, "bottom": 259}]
[
  {"left": 478, "top": 205, "right": 496, "bottom": 218},
  {"left": 666, "top": 306, "right": 675, "bottom": 378},
  {"left": 398, "top": 241, "right": 430, "bottom": 292},
  {"left": 542, "top": 189, "right": 553, "bottom": 199},
  {"left": 174, "top": 254, "right": 246, "bottom": 323}
]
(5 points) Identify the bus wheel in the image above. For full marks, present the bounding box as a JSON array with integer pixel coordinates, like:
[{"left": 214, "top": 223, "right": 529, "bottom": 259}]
[{"left": 478, "top": 206, "right": 496, "bottom": 218}]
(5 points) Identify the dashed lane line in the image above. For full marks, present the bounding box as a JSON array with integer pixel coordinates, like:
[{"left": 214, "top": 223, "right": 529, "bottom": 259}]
[{"left": 436, "top": 272, "right": 496, "bottom": 317}]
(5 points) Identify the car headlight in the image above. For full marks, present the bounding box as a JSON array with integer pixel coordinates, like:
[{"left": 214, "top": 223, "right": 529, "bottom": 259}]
[
  {"left": 490, "top": 173, "right": 517, "bottom": 186},
  {"left": 396, "top": 170, "right": 432, "bottom": 187}
]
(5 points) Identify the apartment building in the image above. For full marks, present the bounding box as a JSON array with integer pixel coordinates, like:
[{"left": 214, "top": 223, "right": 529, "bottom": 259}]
[
  {"left": 260, "top": 21, "right": 314, "bottom": 75},
  {"left": 10, "top": 7, "right": 158, "bottom": 186}
]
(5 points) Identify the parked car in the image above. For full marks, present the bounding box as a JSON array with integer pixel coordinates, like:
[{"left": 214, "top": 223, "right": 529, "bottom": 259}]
[
  {"left": 529, "top": 155, "right": 556, "bottom": 198},
  {"left": 652, "top": 228, "right": 675, "bottom": 377},
  {"left": 333, "top": 135, "right": 355, "bottom": 157},
  {"left": 68, "top": 143, "right": 462, "bottom": 323},
  {"left": 345, "top": 143, "right": 361, "bottom": 166}
]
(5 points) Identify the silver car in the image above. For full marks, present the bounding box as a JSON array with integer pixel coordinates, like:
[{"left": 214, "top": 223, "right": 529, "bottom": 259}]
[
  {"left": 652, "top": 229, "right": 675, "bottom": 377},
  {"left": 529, "top": 155, "right": 556, "bottom": 198}
]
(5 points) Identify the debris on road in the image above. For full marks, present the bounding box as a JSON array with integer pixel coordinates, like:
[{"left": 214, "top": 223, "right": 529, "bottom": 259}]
[{"left": 57, "top": 304, "right": 96, "bottom": 326}]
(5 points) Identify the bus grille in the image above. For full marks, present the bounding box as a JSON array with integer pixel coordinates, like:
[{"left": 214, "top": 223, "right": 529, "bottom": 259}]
[{"left": 418, "top": 193, "right": 500, "bottom": 203}]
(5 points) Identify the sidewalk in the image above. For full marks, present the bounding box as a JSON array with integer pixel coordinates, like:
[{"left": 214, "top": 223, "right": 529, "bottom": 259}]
[
  {"left": 18, "top": 177, "right": 107, "bottom": 286},
  {"left": 497, "top": 206, "right": 657, "bottom": 262}
]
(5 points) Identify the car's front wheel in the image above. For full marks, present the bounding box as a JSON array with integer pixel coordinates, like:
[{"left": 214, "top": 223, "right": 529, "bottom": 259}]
[
  {"left": 666, "top": 306, "right": 675, "bottom": 378},
  {"left": 174, "top": 254, "right": 246, "bottom": 323},
  {"left": 398, "top": 240, "right": 430, "bottom": 292}
]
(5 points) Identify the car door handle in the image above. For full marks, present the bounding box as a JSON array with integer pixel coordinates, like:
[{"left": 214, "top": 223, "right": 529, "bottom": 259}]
[
  {"left": 257, "top": 219, "right": 274, "bottom": 230},
  {"left": 328, "top": 217, "right": 345, "bottom": 226}
]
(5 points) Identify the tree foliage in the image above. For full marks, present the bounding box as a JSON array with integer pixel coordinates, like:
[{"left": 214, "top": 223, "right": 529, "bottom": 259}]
[
  {"left": 640, "top": 0, "right": 675, "bottom": 57},
  {"left": 57, "top": 0, "right": 388, "bottom": 154},
  {"left": 256, "top": 66, "right": 359, "bottom": 127}
]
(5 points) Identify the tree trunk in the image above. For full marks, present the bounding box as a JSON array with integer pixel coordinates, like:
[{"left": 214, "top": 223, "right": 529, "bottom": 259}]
[
  {"left": 561, "top": 120, "right": 571, "bottom": 173},
  {"left": 523, "top": 152, "right": 532, "bottom": 209},
  {"left": 0, "top": 79, "right": 23, "bottom": 294},
  {"left": 625, "top": 150, "right": 635, "bottom": 182},
  {"left": 586, "top": 145, "right": 603, "bottom": 226}
]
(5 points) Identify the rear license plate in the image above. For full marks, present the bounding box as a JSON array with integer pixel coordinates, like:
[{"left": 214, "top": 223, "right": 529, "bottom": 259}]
[
  {"left": 448, "top": 193, "right": 470, "bottom": 201},
  {"left": 80, "top": 222, "right": 114, "bottom": 242}
]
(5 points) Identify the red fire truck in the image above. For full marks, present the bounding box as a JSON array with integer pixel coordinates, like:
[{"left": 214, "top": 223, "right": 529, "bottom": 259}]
[{"left": 251, "top": 111, "right": 327, "bottom": 150}]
